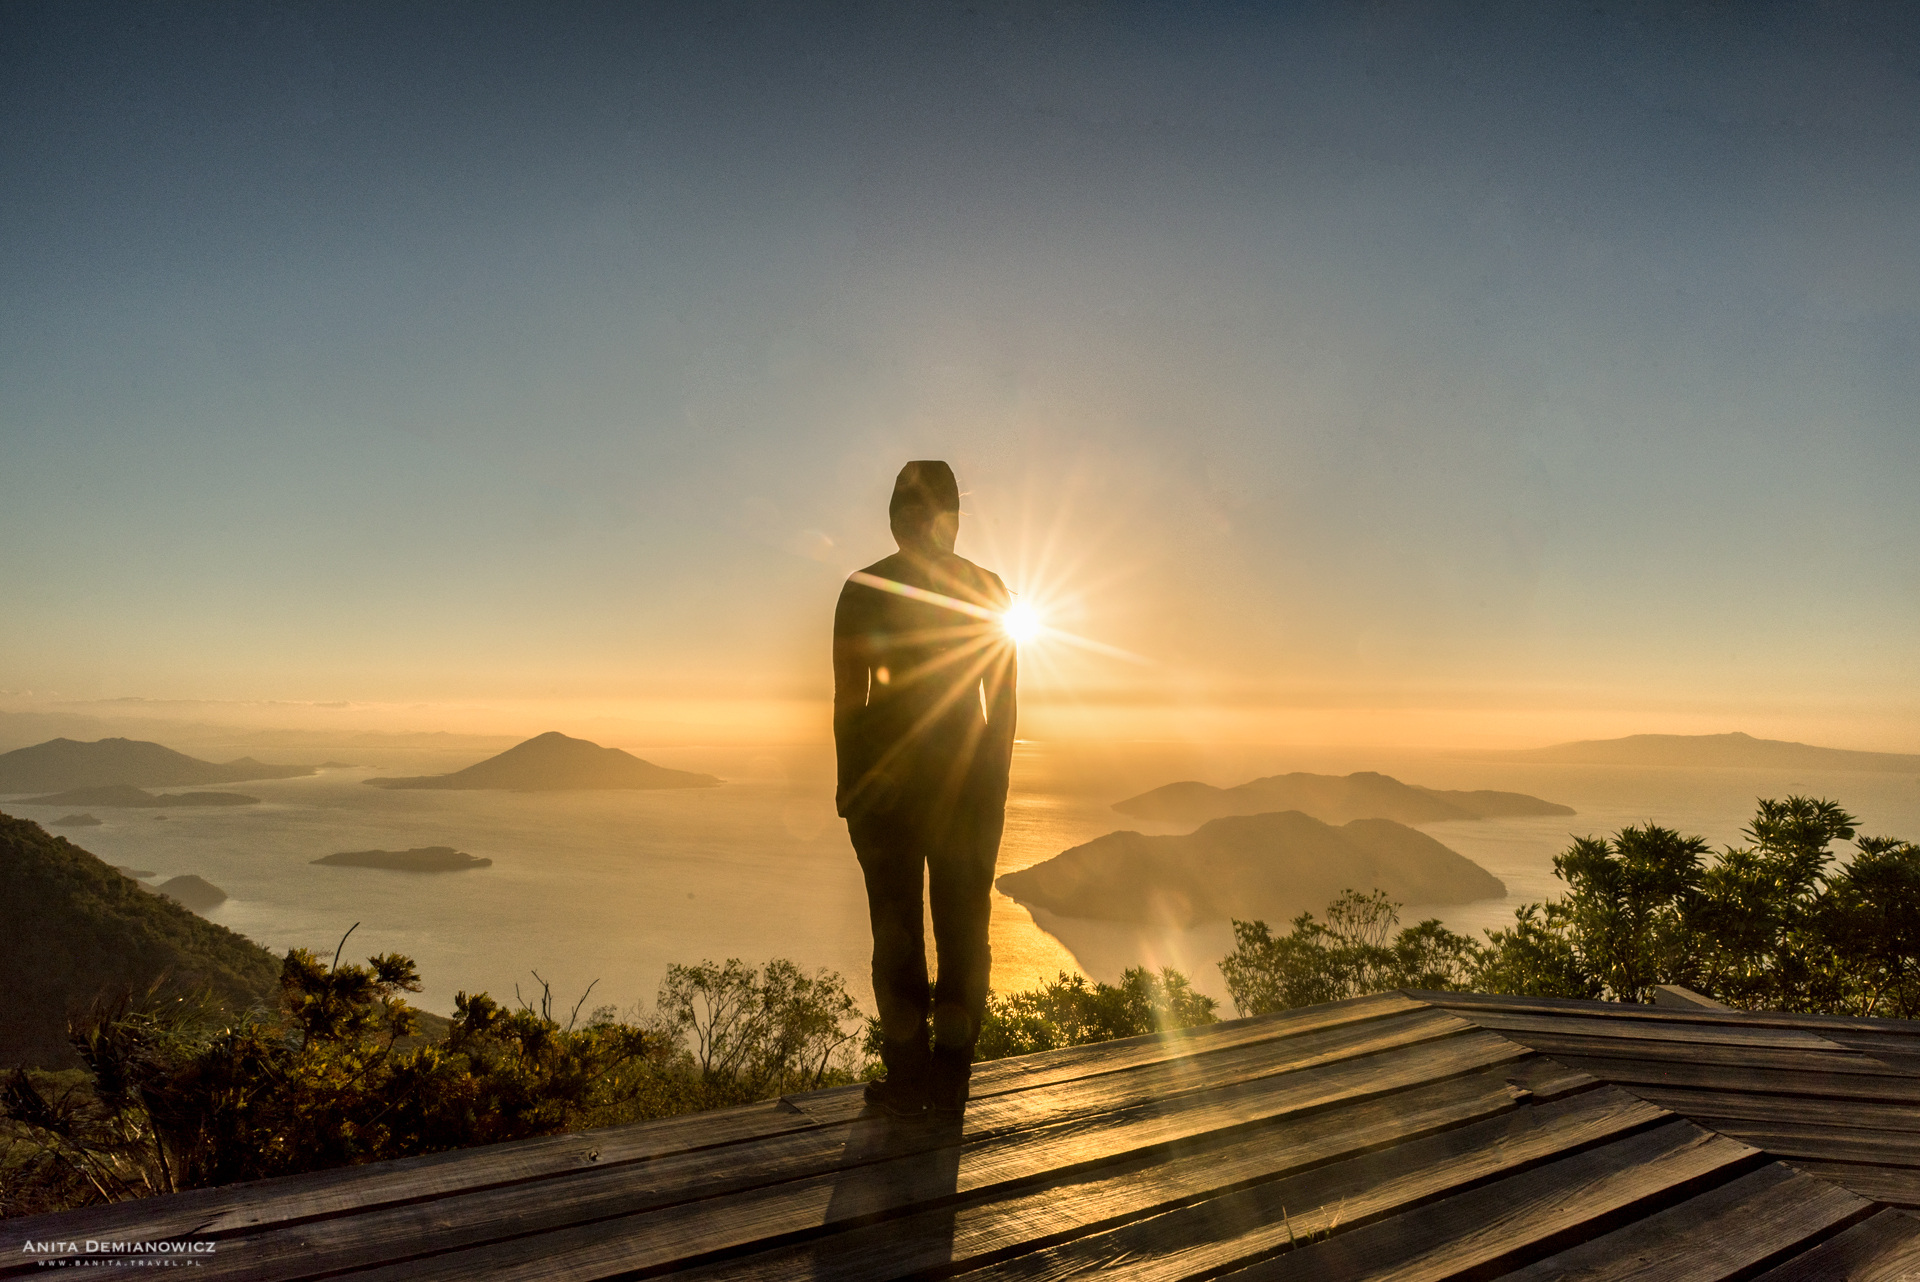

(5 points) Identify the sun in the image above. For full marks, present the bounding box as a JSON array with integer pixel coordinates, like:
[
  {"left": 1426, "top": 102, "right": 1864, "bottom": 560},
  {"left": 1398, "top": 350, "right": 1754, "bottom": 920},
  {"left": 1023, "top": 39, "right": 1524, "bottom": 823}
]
[{"left": 1001, "top": 600, "right": 1044, "bottom": 646}]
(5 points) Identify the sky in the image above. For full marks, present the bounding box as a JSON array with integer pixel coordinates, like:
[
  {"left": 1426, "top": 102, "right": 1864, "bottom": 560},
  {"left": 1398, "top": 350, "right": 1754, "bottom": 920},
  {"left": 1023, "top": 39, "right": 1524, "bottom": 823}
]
[{"left": 2, "top": 1, "right": 1916, "bottom": 751}]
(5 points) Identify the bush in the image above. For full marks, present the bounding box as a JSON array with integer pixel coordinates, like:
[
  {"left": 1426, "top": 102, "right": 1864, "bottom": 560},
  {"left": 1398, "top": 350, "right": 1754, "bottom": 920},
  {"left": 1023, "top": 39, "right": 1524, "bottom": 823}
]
[
  {"left": 1218, "top": 890, "right": 1480, "bottom": 1017},
  {"left": 1476, "top": 796, "right": 1920, "bottom": 1016}
]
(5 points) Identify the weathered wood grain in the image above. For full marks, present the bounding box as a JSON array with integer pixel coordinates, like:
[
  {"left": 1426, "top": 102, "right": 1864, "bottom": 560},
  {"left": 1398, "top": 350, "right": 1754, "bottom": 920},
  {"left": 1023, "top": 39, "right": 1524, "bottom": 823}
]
[
  {"left": 0, "top": 994, "right": 1426, "bottom": 1254},
  {"left": 938, "top": 1091, "right": 1692, "bottom": 1282},
  {"left": 1414, "top": 990, "right": 1920, "bottom": 1038},
  {"left": 1514, "top": 1047, "right": 1920, "bottom": 1103},
  {"left": 1203, "top": 1122, "right": 1759, "bottom": 1282},
  {"left": 671, "top": 1060, "right": 1609, "bottom": 1282},
  {"left": 1495, "top": 1163, "right": 1871, "bottom": 1281},
  {"left": 1783, "top": 1160, "right": 1920, "bottom": 1208},
  {"left": 1483, "top": 1034, "right": 1917, "bottom": 1082},
  {"left": 1445, "top": 1008, "right": 1851, "bottom": 1052},
  {"left": 315, "top": 1032, "right": 1538, "bottom": 1282},
  {"left": 1624, "top": 1088, "right": 1920, "bottom": 1143},
  {"left": 1750, "top": 1208, "right": 1920, "bottom": 1281}
]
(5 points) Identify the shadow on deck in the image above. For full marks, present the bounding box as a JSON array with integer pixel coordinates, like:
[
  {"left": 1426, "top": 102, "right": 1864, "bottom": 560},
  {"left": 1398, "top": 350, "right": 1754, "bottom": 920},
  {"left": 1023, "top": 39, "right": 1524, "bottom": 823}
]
[{"left": 8, "top": 990, "right": 1920, "bottom": 1279}]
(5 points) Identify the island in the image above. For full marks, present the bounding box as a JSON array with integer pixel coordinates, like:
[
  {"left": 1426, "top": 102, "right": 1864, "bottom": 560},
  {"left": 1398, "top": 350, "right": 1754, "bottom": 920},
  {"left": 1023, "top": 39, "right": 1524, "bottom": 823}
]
[
  {"left": 996, "top": 810, "right": 1506, "bottom": 928},
  {"left": 1478, "top": 731, "right": 1920, "bottom": 773},
  {"left": 364, "top": 731, "right": 721, "bottom": 791},
  {"left": 145, "top": 874, "right": 229, "bottom": 913},
  {"left": 0, "top": 736, "right": 312, "bottom": 793},
  {"left": 19, "top": 784, "right": 260, "bottom": 808},
  {"left": 1111, "top": 770, "right": 1572, "bottom": 827},
  {"left": 51, "top": 813, "right": 103, "bottom": 827},
  {"left": 312, "top": 846, "right": 494, "bottom": 872}
]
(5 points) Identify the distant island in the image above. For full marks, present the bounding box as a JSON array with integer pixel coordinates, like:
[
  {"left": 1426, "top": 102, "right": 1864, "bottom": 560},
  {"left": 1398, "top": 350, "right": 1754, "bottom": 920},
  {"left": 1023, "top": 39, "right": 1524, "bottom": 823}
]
[
  {"left": 51, "top": 812, "right": 102, "bottom": 827},
  {"left": 364, "top": 731, "right": 721, "bottom": 791},
  {"left": 1111, "top": 770, "right": 1572, "bottom": 827},
  {"left": 144, "top": 874, "right": 229, "bottom": 913},
  {"left": 0, "top": 736, "right": 313, "bottom": 793},
  {"left": 313, "top": 846, "right": 494, "bottom": 872},
  {"left": 1477, "top": 731, "right": 1920, "bottom": 772},
  {"left": 19, "top": 784, "right": 259, "bottom": 808},
  {"left": 1, "top": 811, "right": 280, "bottom": 1068},
  {"left": 996, "top": 810, "right": 1507, "bottom": 928}
]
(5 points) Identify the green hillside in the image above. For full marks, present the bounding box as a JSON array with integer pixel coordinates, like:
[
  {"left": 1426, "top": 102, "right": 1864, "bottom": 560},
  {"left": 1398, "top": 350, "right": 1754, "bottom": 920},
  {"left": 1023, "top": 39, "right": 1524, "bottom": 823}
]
[{"left": 0, "top": 811, "right": 281, "bottom": 1069}]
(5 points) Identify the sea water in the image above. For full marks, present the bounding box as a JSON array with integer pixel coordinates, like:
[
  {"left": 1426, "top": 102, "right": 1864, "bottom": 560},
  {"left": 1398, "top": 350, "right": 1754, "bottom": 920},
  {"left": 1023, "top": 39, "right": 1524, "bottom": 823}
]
[{"left": 10, "top": 744, "right": 1918, "bottom": 1018}]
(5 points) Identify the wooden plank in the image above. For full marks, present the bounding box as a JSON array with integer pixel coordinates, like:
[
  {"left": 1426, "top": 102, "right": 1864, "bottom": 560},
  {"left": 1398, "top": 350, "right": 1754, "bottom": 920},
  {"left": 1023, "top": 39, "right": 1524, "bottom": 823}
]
[
  {"left": 1752, "top": 1209, "right": 1920, "bottom": 1281},
  {"left": 1784, "top": 1161, "right": 1920, "bottom": 1208},
  {"left": 957, "top": 1117, "right": 1751, "bottom": 1282},
  {"left": 1516, "top": 1046, "right": 1920, "bottom": 1104},
  {"left": 1413, "top": 989, "right": 1920, "bottom": 1038},
  {"left": 1441, "top": 1008, "right": 1852, "bottom": 1052},
  {"left": 1495, "top": 1163, "right": 1871, "bottom": 1281},
  {"left": 308, "top": 1031, "right": 1541, "bottom": 1282},
  {"left": 675, "top": 1078, "right": 1660, "bottom": 1282},
  {"left": 0, "top": 993, "right": 1428, "bottom": 1249},
  {"left": 1625, "top": 1087, "right": 1920, "bottom": 1142},
  {"left": 0, "top": 1096, "right": 808, "bottom": 1250},
  {"left": 1478, "top": 1033, "right": 1920, "bottom": 1083},
  {"left": 1668, "top": 1118, "right": 1920, "bottom": 1171}
]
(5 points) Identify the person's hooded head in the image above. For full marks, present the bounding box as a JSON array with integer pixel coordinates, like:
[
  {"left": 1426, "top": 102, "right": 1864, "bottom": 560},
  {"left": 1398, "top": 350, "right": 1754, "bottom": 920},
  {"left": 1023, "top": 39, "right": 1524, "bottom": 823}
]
[{"left": 889, "top": 460, "right": 960, "bottom": 554}]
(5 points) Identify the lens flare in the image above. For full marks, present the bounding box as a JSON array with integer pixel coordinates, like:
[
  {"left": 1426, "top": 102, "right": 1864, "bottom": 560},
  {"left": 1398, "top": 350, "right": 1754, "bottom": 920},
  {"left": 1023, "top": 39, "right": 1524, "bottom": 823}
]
[{"left": 1001, "top": 601, "right": 1043, "bottom": 645}]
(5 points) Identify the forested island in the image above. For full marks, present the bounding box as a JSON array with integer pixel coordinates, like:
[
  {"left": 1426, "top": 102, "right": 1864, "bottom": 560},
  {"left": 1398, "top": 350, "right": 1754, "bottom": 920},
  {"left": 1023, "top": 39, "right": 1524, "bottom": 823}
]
[{"left": 997, "top": 810, "right": 1506, "bottom": 926}]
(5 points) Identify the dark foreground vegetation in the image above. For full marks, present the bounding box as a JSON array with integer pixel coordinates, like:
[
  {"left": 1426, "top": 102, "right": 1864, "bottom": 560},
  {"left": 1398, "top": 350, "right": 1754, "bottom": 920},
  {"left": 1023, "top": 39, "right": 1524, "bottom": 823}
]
[
  {"left": 4, "top": 794, "right": 1912, "bottom": 1218},
  {"left": 1221, "top": 795, "right": 1920, "bottom": 1020}
]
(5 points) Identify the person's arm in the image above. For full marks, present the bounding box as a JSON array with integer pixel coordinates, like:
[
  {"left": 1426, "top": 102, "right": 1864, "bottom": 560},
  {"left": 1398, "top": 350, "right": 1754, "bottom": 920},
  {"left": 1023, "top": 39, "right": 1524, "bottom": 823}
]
[
  {"left": 979, "top": 577, "right": 1018, "bottom": 796},
  {"left": 831, "top": 585, "right": 871, "bottom": 817}
]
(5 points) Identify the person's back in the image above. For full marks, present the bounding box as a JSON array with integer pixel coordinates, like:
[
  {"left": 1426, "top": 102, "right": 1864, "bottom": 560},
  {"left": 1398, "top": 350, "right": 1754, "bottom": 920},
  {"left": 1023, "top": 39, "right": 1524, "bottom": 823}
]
[{"left": 832, "top": 461, "right": 1016, "bottom": 1117}]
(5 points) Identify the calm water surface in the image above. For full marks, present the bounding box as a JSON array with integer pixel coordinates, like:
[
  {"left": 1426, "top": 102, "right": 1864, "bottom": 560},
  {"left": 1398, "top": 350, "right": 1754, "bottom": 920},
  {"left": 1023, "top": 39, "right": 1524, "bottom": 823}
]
[{"left": 12, "top": 744, "right": 1918, "bottom": 1016}]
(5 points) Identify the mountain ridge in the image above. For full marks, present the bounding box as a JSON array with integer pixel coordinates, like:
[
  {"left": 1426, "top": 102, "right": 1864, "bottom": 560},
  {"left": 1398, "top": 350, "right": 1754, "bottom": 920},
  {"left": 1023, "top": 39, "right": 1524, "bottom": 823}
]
[
  {"left": 0, "top": 811, "right": 280, "bottom": 1068},
  {"left": 364, "top": 731, "right": 720, "bottom": 792},
  {"left": 0, "top": 737, "right": 312, "bottom": 793},
  {"left": 1475, "top": 731, "right": 1920, "bottom": 771},
  {"left": 1112, "top": 770, "right": 1572, "bottom": 827}
]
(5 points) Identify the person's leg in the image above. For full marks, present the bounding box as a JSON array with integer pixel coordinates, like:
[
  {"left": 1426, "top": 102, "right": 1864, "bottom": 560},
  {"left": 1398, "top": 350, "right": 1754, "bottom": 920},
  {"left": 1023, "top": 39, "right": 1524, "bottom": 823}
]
[
  {"left": 850, "top": 814, "right": 932, "bottom": 1112},
  {"left": 926, "top": 797, "right": 1003, "bottom": 1111}
]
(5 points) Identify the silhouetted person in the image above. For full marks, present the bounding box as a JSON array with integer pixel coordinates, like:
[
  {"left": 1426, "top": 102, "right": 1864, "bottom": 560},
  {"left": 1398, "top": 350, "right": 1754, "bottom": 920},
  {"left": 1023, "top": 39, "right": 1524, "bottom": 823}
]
[{"left": 834, "top": 461, "right": 1016, "bottom": 1116}]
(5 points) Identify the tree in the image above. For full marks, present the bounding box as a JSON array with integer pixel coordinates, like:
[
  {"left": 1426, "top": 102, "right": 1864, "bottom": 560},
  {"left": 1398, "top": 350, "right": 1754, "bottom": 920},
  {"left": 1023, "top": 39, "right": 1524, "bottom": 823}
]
[
  {"left": 970, "top": 967, "right": 1218, "bottom": 1061},
  {"left": 651, "top": 958, "right": 864, "bottom": 1099},
  {"left": 1472, "top": 797, "right": 1918, "bottom": 1017},
  {"left": 1219, "top": 890, "right": 1479, "bottom": 1018}
]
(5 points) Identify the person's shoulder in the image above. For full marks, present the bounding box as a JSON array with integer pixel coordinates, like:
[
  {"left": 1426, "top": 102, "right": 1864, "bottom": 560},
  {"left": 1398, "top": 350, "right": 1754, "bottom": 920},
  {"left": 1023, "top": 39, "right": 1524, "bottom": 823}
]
[
  {"left": 950, "top": 555, "right": 1009, "bottom": 603},
  {"left": 847, "top": 553, "right": 908, "bottom": 585}
]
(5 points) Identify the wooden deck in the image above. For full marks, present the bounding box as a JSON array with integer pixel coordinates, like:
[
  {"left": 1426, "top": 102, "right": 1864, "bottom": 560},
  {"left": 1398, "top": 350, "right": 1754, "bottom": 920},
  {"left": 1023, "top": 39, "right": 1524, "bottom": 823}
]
[{"left": 9, "top": 990, "right": 1920, "bottom": 1280}]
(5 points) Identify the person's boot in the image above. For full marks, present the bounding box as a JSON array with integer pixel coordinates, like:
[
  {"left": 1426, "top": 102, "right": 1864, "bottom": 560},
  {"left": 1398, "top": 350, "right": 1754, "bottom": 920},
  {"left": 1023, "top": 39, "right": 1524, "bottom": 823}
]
[
  {"left": 927, "top": 1043, "right": 973, "bottom": 1116},
  {"left": 864, "top": 1035, "right": 931, "bottom": 1118}
]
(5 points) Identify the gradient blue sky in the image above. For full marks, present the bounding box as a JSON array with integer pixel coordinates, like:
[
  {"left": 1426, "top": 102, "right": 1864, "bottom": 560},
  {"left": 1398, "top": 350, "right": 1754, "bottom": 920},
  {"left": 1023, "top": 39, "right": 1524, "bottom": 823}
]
[{"left": 3, "top": 2, "right": 1916, "bottom": 748}]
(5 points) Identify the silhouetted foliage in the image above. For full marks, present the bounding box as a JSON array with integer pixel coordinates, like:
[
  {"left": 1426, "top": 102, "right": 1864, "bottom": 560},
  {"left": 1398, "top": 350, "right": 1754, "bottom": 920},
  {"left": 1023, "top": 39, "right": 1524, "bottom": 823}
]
[
  {"left": 1219, "top": 890, "right": 1480, "bottom": 1017},
  {"left": 649, "top": 958, "right": 865, "bottom": 1101},
  {"left": 973, "top": 967, "right": 1219, "bottom": 1059},
  {"left": 1476, "top": 797, "right": 1920, "bottom": 1016}
]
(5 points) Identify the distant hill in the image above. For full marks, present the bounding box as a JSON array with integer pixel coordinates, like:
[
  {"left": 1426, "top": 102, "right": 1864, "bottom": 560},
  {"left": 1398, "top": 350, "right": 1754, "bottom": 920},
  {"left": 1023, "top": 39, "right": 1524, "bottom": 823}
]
[
  {"left": 1111, "top": 771, "right": 1572, "bottom": 827},
  {"left": 0, "top": 737, "right": 312, "bottom": 794},
  {"left": 50, "top": 813, "right": 102, "bottom": 827},
  {"left": 996, "top": 810, "right": 1506, "bottom": 928},
  {"left": 19, "top": 785, "right": 259, "bottom": 808},
  {"left": 146, "top": 874, "right": 228, "bottom": 913},
  {"left": 313, "top": 846, "right": 494, "bottom": 872},
  {"left": 0, "top": 811, "right": 280, "bottom": 1069},
  {"left": 1480, "top": 732, "right": 1920, "bottom": 772},
  {"left": 365, "top": 731, "right": 721, "bottom": 791}
]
